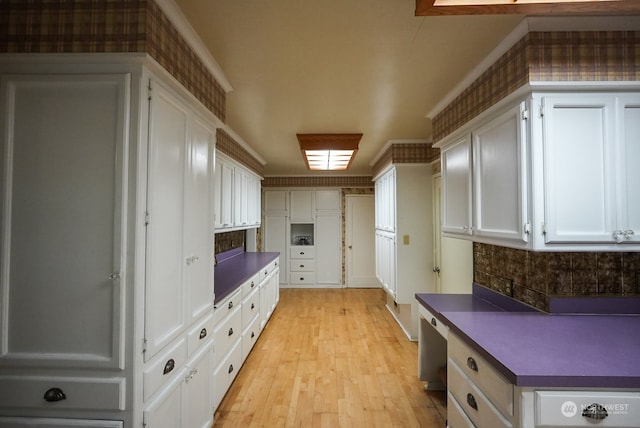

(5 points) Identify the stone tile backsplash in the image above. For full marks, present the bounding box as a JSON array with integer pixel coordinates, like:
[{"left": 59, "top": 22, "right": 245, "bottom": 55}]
[{"left": 473, "top": 243, "right": 640, "bottom": 311}]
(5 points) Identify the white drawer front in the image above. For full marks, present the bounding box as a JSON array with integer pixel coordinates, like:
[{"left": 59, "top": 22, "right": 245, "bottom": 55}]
[
  {"left": 143, "top": 337, "right": 187, "bottom": 402},
  {"left": 0, "top": 376, "right": 125, "bottom": 411},
  {"left": 241, "top": 274, "right": 260, "bottom": 299},
  {"left": 448, "top": 392, "right": 476, "bottom": 428},
  {"left": 289, "top": 272, "right": 316, "bottom": 285},
  {"left": 242, "top": 315, "right": 261, "bottom": 363},
  {"left": 213, "top": 306, "right": 242, "bottom": 368},
  {"left": 187, "top": 313, "right": 214, "bottom": 357},
  {"left": 242, "top": 289, "right": 260, "bottom": 329},
  {"left": 418, "top": 304, "right": 448, "bottom": 339},
  {"left": 448, "top": 359, "right": 512, "bottom": 428},
  {"left": 290, "top": 246, "right": 314, "bottom": 259},
  {"left": 0, "top": 417, "right": 123, "bottom": 428},
  {"left": 213, "top": 341, "right": 242, "bottom": 410},
  {"left": 213, "top": 289, "right": 242, "bottom": 324},
  {"left": 289, "top": 259, "right": 315, "bottom": 272},
  {"left": 535, "top": 391, "right": 640, "bottom": 427},
  {"left": 449, "top": 333, "right": 513, "bottom": 416}
]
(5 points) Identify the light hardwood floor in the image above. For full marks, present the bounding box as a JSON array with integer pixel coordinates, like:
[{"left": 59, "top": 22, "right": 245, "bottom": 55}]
[{"left": 213, "top": 288, "right": 447, "bottom": 427}]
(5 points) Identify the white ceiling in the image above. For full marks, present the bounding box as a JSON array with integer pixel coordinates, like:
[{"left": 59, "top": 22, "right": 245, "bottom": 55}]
[{"left": 173, "top": 0, "right": 524, "bottom": 176}]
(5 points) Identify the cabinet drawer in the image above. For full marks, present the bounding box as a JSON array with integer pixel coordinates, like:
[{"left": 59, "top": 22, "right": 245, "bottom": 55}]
[
  {"left": 448, "top": 358, "right": 512, "bottom": 428},
  {"left": 259, "top": 258, "right": 279, "bottom": 283},
  {"left": 242, "top": 315, "right": 261, "bottom": 362},
  {"left": 289, "top": 259, "right": 315, "bottom": 272},
  {"left": 213, "top": 305, "right": 242, "bottom": 368},
  {"left": 242, "top": 288, "right": 260, "bottom": 328},
  {"left": 0, "top": 417, "right": 123, "bottom": 428},
  {"left": 290, "top": 246, "right": 314, "bottom": 259},
  {"left": 143, "top": 337, "right": 187, "bottom": 402},
  {"left": 241, "top": 273, "right": 260, "bottom": 299},
  {"left": 449, "top": 333, "right": 513, "bottom": 416},
  {"left": 289, "top": 272, "right": 316, "bottom": 285},
  {"left": 534, "top": 391, "right": 640, "bottom": 427},
  {"left": 213, "top": 340, "right": 242, "bottom": 410},
  {"left": 187, "top": 313, "right": 214, "bottom": 357},
  {"left": 0, "top": 376, "right": 125, "bottom": 411},
  {"left": 418, "top": 304, "right": 448, "bottom": 339},
  {"left": 214, "top": 288, "right": 242, "bottom": 324},
  {"left": 447, "top": 392, "right": 476, "bottom": 428}
]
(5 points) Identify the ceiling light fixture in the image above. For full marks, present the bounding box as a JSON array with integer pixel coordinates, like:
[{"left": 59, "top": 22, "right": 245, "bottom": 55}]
[
  {"left": 415, "top": 0, "right": 640, "bottom": 15},
  {"left": 297, "top": 133, "right": 362, "bottom": 171}
]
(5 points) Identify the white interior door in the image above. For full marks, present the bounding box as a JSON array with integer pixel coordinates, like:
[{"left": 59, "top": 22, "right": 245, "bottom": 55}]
[{"left": 346, "top": 195, "right": 377, "bottom": 288}]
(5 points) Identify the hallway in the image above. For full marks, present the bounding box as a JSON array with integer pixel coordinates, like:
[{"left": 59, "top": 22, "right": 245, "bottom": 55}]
[{"left": 213, "top": 288, "right": 446, "bottom": 427}]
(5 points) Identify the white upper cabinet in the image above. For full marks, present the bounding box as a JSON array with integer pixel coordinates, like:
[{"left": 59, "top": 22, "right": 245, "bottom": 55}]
[
  {"left": 441, "top": 135, "right": 473, "bottom": 236},
  {"left": 439, "top": 90, "right": 640, "bottom": 251},
  {"left": 537, "top": 93, "right": 640, "bottom": 246},
  {"left": 214, "top": 153, "right": 261, "bottom": 231},
  {"left": 290, "top": 190, "right": 314, "bottom": 222},
  {"left": 374, "top": 168, "right": 396, "bottom": 232},
  {"left": 316, "top": 189, "right": 340, "bottom": 211},
  {"left": 473, "top": 102, "right": 529, "bottom": 243}
]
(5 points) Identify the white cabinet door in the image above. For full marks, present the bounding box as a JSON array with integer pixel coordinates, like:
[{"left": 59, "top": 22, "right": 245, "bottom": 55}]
[
  {"left": 0, "top": 74, "right": 128, "bottom": 369},
  {"left": 185, "top": 118, "right": 215, "bottom": 324},
  {"left": 441, "top": 135, "right": 473, "bottom": 236},
  {"left": 618, "top": 95, "right": 640, "bottom": 243},
  {"left": 541, "top": 95, "right": 617, "bottom": 243},
  {"left": 142, "top": 368, "right": 186, "bottom": 428},
  {"left": 219, "top": 160, "right": 234, "bottom": 229},
  {"left": 246, "top": 173, "right": 261, "bottom": 227},
  {"left": 264, "top": 215, "right": 288, "bottom": 284},
  {"left": 264, "top": 190, "right": 288, "bottom": 214},
  {"left": 290, "top": 190, "right": 314, "bottom": 222},
  {"left": 233, "top": 168, "right": 248, "bottom": 227},
  {"left": 184, "top": 343, "right": 214, "bottom": 428},
  {"left": 316, "top": 189, "right": 340, "bottom": 211},
  {"left": 472, "top": 102, "right": 529, "bottom": 243},
  {"left": 374, "top": 169, "right": 396, "bottom": 232},
  {"left": 315, "top": 212, "right": 341, "bottom": 285},
  {"left": 145, "top": 81, "right": 188, "bottom": 360}
]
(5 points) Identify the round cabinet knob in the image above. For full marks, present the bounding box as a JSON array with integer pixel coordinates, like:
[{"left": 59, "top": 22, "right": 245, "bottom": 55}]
[{"left": 43, "top": 387, "right": 66, "bottom": 402}]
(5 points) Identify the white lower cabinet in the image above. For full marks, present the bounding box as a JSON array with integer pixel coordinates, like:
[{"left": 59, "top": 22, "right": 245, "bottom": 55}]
[
  {"left": 212, "top": 258, "right": 280, "bottom": 411},
  {"left": 143, "top": 342, "right": 213, "bottom": 428},
  {"left": 447, "top": 333, "right": 513, "bottom": 428},
  {"left": 0, "top": 418, "right": 124, "bottom": 428}
]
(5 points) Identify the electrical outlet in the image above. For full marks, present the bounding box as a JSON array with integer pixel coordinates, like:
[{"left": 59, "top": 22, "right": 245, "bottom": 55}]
[{"left": 403, "top": 234, "right": 410, "bottom": 245}]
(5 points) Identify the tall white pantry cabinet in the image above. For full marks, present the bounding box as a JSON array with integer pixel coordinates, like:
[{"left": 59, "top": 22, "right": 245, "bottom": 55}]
[{"left": 0, "top": 57, "right": 219, "bottom": 427}]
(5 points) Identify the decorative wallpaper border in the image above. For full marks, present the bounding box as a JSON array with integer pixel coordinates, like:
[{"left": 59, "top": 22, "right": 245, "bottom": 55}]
[
  {"left": 0, "top": 0, "right": 226, "bottom": 121},
  {"left": 262, "top": 176, "right": 374, "bottom": 188},
  {"left": 433, "top": 31, "right": 640, "bottom": 142},
  {"left": 371, "top": 142, "right": 439, "bottom": 177},
  {"left": 217, "top": 129, "right": 265, "bottom": 177}
]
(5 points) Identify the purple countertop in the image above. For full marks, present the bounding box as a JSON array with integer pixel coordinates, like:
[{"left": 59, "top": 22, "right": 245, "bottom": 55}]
[
  {"left": 214, "top": 248, "right": 279, "bottom": 305},
  {"left": 416, "top": 284, "right": 640, "bottom": 389}
]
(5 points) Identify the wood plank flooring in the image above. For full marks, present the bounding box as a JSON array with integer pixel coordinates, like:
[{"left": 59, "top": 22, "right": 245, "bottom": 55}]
[{"left": 213, "top": 288, "right": 446, "bottom": 427}]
